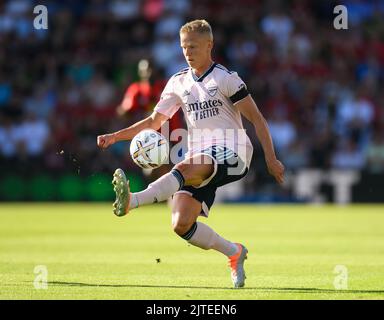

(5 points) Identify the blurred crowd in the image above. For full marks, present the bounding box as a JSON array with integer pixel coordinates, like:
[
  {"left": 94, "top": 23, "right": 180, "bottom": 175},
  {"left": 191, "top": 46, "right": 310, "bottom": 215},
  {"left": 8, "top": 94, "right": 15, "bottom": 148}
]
[{"left": 1, "top": 0, "right": 384, "bottom": 194}]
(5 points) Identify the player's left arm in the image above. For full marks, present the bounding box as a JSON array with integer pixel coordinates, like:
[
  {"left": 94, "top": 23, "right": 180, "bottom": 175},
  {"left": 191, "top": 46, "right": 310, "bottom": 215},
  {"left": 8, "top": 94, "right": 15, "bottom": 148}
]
[{"left": 236, "top": 95, "right": 285, "bottom": 185}]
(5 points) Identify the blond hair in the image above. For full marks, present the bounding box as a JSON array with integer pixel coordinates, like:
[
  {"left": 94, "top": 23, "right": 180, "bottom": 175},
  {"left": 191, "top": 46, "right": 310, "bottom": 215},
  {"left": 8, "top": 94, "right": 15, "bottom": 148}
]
[{"left": 179, "top": 19, "right": 213, "bottom": 40}]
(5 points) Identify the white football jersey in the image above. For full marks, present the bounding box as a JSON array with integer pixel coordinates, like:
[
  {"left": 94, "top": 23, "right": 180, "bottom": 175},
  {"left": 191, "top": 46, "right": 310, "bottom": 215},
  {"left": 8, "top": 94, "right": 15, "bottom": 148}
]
[{"left": 154, "top": 62, "right": 254, "bottom": 168}]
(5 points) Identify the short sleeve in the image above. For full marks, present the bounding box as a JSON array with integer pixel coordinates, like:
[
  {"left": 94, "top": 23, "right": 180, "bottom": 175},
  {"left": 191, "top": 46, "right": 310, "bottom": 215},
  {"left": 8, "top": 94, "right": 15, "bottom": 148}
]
[
  {"left": 120, "top": 84, "right": 138, "bottom": 111},
  {"left": 225, "top": 72, "right": 249, "bottom": 104},
  {"left": 154, "top": 77, "right": 182, "bottom": 118}
]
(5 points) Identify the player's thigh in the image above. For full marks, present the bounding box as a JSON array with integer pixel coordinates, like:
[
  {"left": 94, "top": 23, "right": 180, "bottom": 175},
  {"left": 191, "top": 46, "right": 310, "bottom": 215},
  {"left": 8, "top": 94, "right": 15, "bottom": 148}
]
[
  {"left": 175, "top": 154, "right": 214, "bottom": 186},
  {"left": 171, "top": 192, "right": 201, "bottom": 234}
]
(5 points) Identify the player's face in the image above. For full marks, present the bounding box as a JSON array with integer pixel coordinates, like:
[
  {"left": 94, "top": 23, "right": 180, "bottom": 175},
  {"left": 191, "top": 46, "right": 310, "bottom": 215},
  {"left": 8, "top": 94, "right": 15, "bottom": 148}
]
[{"left": 180, "top": 31, "right": 213, "bottom": 74}]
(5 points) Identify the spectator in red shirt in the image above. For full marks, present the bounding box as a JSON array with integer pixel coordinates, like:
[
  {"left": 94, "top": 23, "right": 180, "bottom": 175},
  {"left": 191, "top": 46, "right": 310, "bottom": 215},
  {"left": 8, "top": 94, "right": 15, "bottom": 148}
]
[
  {"left": 117, "top": 59, "right": 162, "bottom": 117},
  {"left": 117, "top": 59, "right": 183, "bottom": 133}
]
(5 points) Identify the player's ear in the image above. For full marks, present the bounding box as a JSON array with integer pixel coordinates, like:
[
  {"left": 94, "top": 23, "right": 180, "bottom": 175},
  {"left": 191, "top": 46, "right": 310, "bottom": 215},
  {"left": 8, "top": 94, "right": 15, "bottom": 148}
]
[{"left": 207, "top": 39, "right": 213, "bottom": 51}]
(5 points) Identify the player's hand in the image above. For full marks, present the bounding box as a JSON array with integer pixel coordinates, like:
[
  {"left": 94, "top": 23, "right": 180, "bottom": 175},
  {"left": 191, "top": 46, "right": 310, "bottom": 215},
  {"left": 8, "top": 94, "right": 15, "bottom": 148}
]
[
  {"left": 266, "top": 157, "right": 285, "bottom": 185},
  {"left": 97, "top": 133, "right": 116, "bottom": 149}
]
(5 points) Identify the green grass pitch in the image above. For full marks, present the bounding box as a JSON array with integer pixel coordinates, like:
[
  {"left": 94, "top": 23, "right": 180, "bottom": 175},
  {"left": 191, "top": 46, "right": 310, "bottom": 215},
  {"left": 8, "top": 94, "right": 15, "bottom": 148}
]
[{"left": 0, "top": 203, "right": 383, "bottom": 300}]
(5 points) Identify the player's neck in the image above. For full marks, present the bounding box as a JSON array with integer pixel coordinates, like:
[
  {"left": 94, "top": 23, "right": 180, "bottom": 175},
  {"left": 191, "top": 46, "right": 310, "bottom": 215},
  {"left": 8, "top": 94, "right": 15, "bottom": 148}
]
[{"left": 193, "top": 60, "right": 214, "bottom": 78}]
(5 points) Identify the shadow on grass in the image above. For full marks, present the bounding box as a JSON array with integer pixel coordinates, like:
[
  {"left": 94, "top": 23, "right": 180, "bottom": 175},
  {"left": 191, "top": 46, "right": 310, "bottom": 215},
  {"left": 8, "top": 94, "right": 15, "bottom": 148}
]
[{"left": 48, "top": 282, "right": 384, "bottom": 294}]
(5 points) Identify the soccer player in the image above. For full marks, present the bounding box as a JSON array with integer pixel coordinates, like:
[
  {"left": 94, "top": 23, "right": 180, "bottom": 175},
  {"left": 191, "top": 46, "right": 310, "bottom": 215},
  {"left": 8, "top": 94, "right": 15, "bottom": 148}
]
[{"left": 97, "top": 20, "right": 284, "bottom": 288}]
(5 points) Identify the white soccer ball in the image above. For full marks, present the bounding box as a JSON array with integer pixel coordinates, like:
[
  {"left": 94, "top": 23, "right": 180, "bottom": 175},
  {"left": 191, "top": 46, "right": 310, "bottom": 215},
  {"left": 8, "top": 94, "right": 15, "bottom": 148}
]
[{"left": 130, "top": 129, "right": 169, "bottom": 169}]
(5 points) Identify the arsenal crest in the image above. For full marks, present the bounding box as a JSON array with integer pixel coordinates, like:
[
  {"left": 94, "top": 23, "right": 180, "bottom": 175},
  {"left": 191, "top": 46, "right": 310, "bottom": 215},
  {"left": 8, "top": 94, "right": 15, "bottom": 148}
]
[{"left": 207, "top": 86, "right": 218, "bottom": 97}]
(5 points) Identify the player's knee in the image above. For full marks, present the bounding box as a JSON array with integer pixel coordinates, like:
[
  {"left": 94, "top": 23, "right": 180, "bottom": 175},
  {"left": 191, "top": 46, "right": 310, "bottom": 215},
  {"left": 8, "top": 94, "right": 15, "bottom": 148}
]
[
  {"left": 173, "top": 160, "right": 213, "bottom": 185},
  {"left": 174, "top": 162, "right": 197, "bottom": 185},
  {"left": 172, "top": 213, "right": 194, "bottom": 236},
  {"left": 173, "top": 162, "right": 189, "bottom": 179}
]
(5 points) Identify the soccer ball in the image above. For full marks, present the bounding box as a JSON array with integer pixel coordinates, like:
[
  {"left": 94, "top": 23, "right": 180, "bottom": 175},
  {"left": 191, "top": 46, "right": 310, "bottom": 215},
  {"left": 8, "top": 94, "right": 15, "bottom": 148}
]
[{"left": 130, "top": 129, "right": 169, "bottom": 169}]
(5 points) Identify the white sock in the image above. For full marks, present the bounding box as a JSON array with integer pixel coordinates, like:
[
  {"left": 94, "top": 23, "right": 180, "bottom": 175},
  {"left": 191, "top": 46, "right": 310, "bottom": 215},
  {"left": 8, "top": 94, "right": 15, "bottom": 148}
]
[
  {"left": 129, "top": 169, "right": 184, "bottom": 209},
  {"left": 184, "top": 222, "right": 238, "bottom": 257}
]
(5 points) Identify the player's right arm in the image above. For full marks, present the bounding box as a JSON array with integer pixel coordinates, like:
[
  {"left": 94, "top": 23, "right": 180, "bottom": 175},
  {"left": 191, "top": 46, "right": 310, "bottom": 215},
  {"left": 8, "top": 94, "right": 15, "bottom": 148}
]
[{"left": 97, "top": 111, "right": 168, "bottom": 149}]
